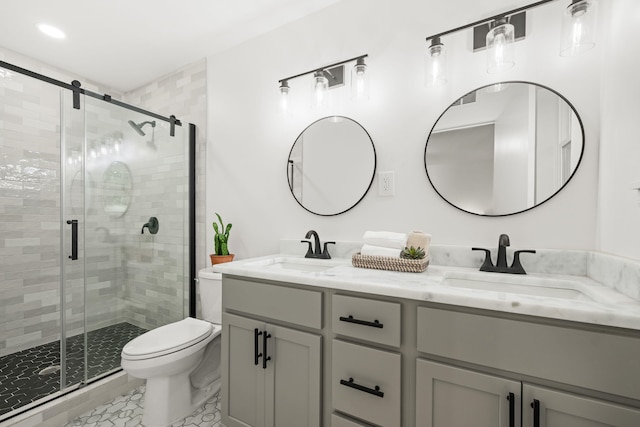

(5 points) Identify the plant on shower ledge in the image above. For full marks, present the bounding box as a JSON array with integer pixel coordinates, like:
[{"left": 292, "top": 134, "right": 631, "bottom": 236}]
[{"left": 210, "top": 213, "right": 234, "bottom": 266}]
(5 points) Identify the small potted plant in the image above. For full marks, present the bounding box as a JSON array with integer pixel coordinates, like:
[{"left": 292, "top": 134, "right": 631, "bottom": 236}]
[{"left": 210, "top": 213, "right": 234, "bottom": 265}]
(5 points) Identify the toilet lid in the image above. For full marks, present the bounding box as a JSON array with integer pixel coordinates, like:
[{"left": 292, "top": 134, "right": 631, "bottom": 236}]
[{"left": 122, "top": 317, "right": 213, "bottom": 359}]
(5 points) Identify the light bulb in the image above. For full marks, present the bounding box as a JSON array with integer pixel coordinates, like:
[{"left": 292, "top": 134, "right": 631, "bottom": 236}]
[
  {"left": 351, "top": 58, "right": 370, "bottom": 100},
  {"left": 425, "top": 37, "right": 447, "bottom": 87},
  {"left": 560, "top": 0, "right": 596, "bottom": 57},
  {"left": 486, "top": 18, "right": 515, "bottom": 74},
  {"left": 313, "top": 71, "right": 328, "bottom": 109},
  {"left": 278, "top": 80, "right": 290, "bottom": 114}
]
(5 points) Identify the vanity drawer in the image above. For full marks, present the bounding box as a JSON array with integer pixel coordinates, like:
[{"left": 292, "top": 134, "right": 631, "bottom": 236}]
[
  {"left": 332, "top": 294, "right": 401, "bottom": 347},
  {"left": 223, "top": 277, "right": 322, "bottom": 329},
  {"left": 331, "top": 413, "right": 372, "bottom": 426},
  {"left": 332, "top": 339, "right": 401, "bottom": 427},
  {"left": 417, "top": 307, "right": 640, "bottom": 401}
]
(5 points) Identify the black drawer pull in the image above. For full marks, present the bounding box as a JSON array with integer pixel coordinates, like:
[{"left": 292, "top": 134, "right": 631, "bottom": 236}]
[
  {"left": 254, "top": 328, "right": 262, "bottom": 366},
  {"left": 339, "top": 315, "right": 383, "bottom": 329},
  {"left": 262, "top": 331, "right": 272, "bottom": 369},
  {"left": 507, "top": 393, "right": 515, "bottom": 427},
  {"left": 531, "top": 399, "right": 540, "bottom": 427},
  {"left": 339, "top": 377, "right": 384, "bottom": 398}
]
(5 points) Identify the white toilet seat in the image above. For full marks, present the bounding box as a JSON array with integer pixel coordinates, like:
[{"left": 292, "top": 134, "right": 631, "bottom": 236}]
[{"left": 122, "top": 317, "right": 213, "bottom": 360}]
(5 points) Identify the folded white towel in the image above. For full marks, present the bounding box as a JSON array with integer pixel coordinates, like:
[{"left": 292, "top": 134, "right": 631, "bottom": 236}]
[
  {"left": 361, "top": 244, "right": 402, "bottom": 258},
  {"left": 362, "top": 231, "right": 407, "bottom": 249},
  {"left": 406, "top": 231, "right": 432, "bottom": 254}
]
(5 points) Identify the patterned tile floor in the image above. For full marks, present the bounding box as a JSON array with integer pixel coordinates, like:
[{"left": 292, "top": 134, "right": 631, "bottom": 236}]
[
  {"left": 64, "top": 386, "right": 222, "bottom": 427},
  {"left": 0, "top": 323, "right": 146, "bottom": 417}
]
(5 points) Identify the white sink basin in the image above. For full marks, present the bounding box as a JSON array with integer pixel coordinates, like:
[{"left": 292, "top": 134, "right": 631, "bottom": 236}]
[
  {"left": 245, "top": 256, "right": 341, "bottom": 273},
  {"left": 441, "top": 271, "right": 597, "bottom": 301}
]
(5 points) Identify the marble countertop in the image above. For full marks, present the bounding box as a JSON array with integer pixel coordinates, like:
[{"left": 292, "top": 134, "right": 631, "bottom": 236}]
[{"left": 213, "top": 254, "right": 640, "bottom": 331}]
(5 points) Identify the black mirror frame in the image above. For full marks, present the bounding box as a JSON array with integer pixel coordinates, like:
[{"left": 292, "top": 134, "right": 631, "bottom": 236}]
[
  {"left": 287, "top": 116, "right": 377, "bottom": 216},
  {"left": 424, "top": 81, "right": 585, "bottom": 217}
]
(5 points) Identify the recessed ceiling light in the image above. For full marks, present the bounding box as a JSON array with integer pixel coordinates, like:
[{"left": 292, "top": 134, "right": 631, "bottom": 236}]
[{"left": 37, "top": 23, "right": 66, "bottom": 39}]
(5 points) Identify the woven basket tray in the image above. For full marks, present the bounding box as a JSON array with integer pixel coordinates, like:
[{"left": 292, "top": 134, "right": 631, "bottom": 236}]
[{"left": 352, "top": 253, "right": 429, "bottom": 273}]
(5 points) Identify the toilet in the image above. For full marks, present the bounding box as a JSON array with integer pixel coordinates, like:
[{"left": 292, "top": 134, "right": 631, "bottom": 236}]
[{"left": 121, "top": 268, "right": 222, "bottom": 427}]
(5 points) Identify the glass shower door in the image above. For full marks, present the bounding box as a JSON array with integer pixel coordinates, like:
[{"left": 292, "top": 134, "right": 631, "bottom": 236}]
[
  {"left": 61, "top": 89, "right": 87, "bottom": 389},
  {"left": 0, "top": 65, "right": 86, "bottom": 420},
  {"left": 82, "top": 97, "right": 188, "bottom": 382}
]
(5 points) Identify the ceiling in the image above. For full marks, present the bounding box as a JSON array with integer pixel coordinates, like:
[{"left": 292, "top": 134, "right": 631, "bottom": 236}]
[{"left": 0, "top": 0, "right": 342, "bottom": 92}]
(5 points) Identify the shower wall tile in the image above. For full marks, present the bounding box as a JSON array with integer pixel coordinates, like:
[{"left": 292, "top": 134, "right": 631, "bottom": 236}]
[{"left": 124, "top": 58, "right": 208, "bottom": 327}]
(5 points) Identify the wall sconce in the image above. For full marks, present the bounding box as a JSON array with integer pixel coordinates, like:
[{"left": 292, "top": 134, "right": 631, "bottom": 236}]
[
  {"left": 485, "top": 16, "right": 516, "bottom": 73},
  {"left": 313, "top": 70, "right": 329, "bottom": 109},
  {"left": 351, "top": 57, "right": 370, "bottom": 100},
  {"left": 424, "top": 36, "right": 447, "bottom": 87},
  {"left": 560, "top": 0, "right": 597, "bottom": 56},
  {"left": 277, "top": 54, "right": 368, "bottom": 113},
  {"left": 423, "top": 0, "right": 597, "bottom": 84},
  {"left": 278, "top": 80, "right": 290, "bottom": 113}
]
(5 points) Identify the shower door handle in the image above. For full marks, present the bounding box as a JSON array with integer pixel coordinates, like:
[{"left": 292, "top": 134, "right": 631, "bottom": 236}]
[{"left": 67, "top": 220, "right": 78, "bottom": 260}]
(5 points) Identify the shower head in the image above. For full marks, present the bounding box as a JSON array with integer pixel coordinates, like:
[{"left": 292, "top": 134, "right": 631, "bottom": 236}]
[{"left": 128, "top": 120, "right": 156, "bottom": 137}]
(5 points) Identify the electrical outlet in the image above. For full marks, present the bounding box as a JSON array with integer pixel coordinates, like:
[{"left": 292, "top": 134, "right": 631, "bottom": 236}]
[{"left": 378, "top": 171, "right": 395, "bottom": 196}]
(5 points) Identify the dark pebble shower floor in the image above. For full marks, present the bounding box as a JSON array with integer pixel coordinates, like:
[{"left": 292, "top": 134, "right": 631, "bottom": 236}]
[{"left": 0, "top": 322, "right": 146, "bottom": 418}]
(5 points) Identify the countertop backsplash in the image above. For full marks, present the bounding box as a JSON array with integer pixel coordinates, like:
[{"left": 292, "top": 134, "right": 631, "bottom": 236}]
[{"left": 279, "top": 239, "right": 639, "bottom": 302}]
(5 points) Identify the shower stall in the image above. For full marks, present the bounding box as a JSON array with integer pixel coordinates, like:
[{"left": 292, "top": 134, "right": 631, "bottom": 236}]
[{"left": 0, "top": 61, "right": 195, "bottom": 420}]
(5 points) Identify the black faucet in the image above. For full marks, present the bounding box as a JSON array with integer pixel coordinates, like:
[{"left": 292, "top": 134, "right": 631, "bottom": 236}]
[
  {"left": 301, "top": 230, "right": 335, "bottom": 259},
  {"left": 472, "top": 234, "right": 536, "bottom": 274},
  {"left": 496, "top": 233, "right": 510, "bottom": 269}
]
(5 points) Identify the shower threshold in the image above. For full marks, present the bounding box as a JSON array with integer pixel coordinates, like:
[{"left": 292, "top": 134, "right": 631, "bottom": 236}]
[{"left": 0, "top": 322, "right": 146, "bottom": 418}]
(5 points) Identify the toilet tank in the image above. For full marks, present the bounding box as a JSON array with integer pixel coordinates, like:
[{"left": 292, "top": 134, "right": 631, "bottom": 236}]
[{"left": 198, "top": 268, "right": 222, "bottom": 324}]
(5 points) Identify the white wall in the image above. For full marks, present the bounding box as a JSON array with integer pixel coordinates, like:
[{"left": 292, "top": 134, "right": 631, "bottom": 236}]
[
  {"left": 206, "top": 0, "right": 602, "bottom": 260},
  {"left": 493, "top": 85, "right": 529, "bottom": 214},
  {"left": 596, "top": 0, "right": 640, "bottom": 260}
]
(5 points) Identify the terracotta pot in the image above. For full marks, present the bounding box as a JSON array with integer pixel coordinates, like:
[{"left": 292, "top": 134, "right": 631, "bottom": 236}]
[{"left": 210, "top": 254, "right": 235, "bottom": 265}]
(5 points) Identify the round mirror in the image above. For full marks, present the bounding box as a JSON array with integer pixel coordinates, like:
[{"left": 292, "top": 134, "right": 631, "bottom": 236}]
[
  {"left": 102, "top": 161, "right": 132, "bottom": 216},
  {"left": 288, "top": 116, "right": 376, "bottom": 216},
  {"left": 425, "top": 82, "right": 584, "bottom": 216}
]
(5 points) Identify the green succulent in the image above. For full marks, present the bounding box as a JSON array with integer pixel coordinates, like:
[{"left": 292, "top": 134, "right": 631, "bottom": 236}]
[
  {"left": 212, "top": 213, "right": 232, "bottom": 255},
  {"left": 400, "top": 246, "right": 426, "bottom": 260}
]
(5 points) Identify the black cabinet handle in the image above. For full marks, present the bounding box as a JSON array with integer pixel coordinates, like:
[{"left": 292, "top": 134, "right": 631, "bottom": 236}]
[
  {"left": 339, "top": 315, "right": 383, "bottom": 329},
  {"left": 262, "top": 331, "right": 271, "bottom": 369},
  {"left": 67, "top": 220, "right": 78, "bottom": 260},
  {"left": 254, "top": 328, "right": 262, "bottom": 366},
  {"left": 531, "top": 399, "right": 540, "bottom": 427},
  {"left": 339, "top": 377, "right": 384, "bottom": 398},
  {"left": 507, "top": 393, "right": 515, "bottom": 427}
]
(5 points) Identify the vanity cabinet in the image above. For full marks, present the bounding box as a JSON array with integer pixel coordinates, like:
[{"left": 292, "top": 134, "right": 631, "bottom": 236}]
[
  {"left": 220, "top": 273, "right": 640, "bottom": 427},
  {"left": 416, "top": 360, "right": 640, "bottom": 427},
  {"left": 221, "top": 278, "right": 322, "bottom": 427},
  {"left": 416, "top": 360, "right": 520, "bottom": 427},
  {"left": 416, "top": 307, "right": 640, "bottom": 427},
  {"left": 522, "top": 384, "right": 640, "bottom": 427}
]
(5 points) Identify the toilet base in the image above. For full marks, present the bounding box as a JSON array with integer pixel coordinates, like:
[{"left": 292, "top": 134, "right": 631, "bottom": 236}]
[{"left": 142, "top": 375, "right": 221, "bottom": 427}]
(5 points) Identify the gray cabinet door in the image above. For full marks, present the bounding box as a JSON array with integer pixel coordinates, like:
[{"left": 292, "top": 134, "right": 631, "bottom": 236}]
[
  {"left": 223, "top": 313, "right": 265, "bottom": 427},
  {"left": 223, "top": 313, "right": 322, "bottom": 427},
  {"left": 523, "top": 384, "right": 640, "bottom": 427},
  {"left": 416, "top": 359, "right": 521, "bottom": 427},
  {"left": 264, "top": 324, "right": 321, "bottom": 427}
]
